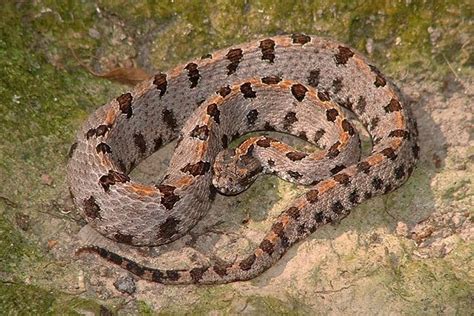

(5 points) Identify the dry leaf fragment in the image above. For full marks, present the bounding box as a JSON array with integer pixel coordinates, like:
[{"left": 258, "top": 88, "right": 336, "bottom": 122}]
[{"left": 69, "top": 46, "right": 151, "bottom": 86}]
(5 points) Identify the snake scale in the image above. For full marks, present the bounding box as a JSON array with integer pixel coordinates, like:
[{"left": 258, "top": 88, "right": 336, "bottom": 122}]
[{"left": 67, "top": 34, "right": 419, "bottom": 285}]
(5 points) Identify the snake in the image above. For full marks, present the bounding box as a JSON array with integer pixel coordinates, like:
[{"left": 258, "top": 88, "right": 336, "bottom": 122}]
[{"left": 67, "top": 34, "right": 419, "bottom": 285}]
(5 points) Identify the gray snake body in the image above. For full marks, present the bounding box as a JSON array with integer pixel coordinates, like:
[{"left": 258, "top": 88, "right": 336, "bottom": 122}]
[{"left": 67, "top": 34, "right": 418, "bottom": 284}]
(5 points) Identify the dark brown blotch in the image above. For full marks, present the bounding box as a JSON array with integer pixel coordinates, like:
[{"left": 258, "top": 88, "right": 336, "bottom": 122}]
[
  {"left": 133, "top": 132, "right": 147, "bottom": 154},
  {"left": 86, "top": 128, "right": 96, "bottom": 139},
  {"left": 314, "top": 211, "right": 324, "bottom": 223},
  {"left": 381, "top": 147, "right": 397, "bottom": 160},
  {"left": 332, "top": 77, "right": 343, "bottom": 94},
  {"left": 327, "top": 141, "right": 341, "bottom": 158},
  {"left": 181, "top": 161, "right": 211, "bottom": 176},
  {"left": 349, "top": 190, "right": 359, "bottom": 204},
  {"left": 307, "top": 69, "right": 320, "bottom": 87},
  {"left": 239, "top": 254, "right": 256, "bottom": 271},
  {"left": 108, "top": 170, "right": 130, "bottom": 183},
  {"left": 356, "top": 96, "right": 367, "bottom": 113},
  {"left": 207, "top": 103, "right": 220, "bottom": 124},
  {"left": 68, "top": 142, "right": 78, "bottom": 158},
  {"left": 370, "top": 117, "right": 380, "bottom": 130},
  {"left": 153, "top": 73, "right": 167, "bottom": 97},
  {"left": 313, "top": 129, "right": 325, "bottom": 143},
  {"left": 291, "top": 83, "right": 308, "bottom": 102},
  {"left": 271, "top": 221, "right": 284, "bottom": 237},
  {"left": 83, "top": 196, "right": 102, "bottom": 220},
  {"left": 256, "top": 138, "right": 272, "bottom": 148},
  {"left": 389, "top": 129, "right": 410, "bottom": 139},
  {"left": 96, "top": 124, "right": 110, "bottom": 137},
  {"left": 357, "top": 161, "right": 371, "bottom": 173},
  {"left": 125, "top": 260, "right": 145, "bottom": 276},
  {"left": 246, "top": 109, "right": 259, "bottom": 125},
  {"left": 330, "top": 164, "right": 345, "bottom": 174},
  {"left": 306, "top": 189, "right": 319, "bottom": 203},
  {"left": 334, "top": 172, "right": 350, "bottom": 185},
  {"left": 212, "top": 264, "right": 229, "bottom": 277},
  {"left": 298, "top": 131, "right": 308, "bottom": 141},
  {"left": 217, "top": 85, "right": 231, "bottom": 97},
  {"left": 331, "top": 201, "right": 345, "bottom": 214},
  {"left": 326, "top": 108, "right": 339, "bottom": 122},
  {"left": 190, "top": 267, "right": 208, "bottom": 283},
  {"left": 318, "top": 90, "right": 330, "bottom": 102},
  {"left": 287, "top": 206, "right": 301, "bottom": 219},
  {"left": 283, "top": 111, "right": 298, "bottom": 130},
  {"left": 114, "top": 233, "right": 133, "bottom": 244},
  {"left": 240, "top": 82, "right": 257, "bottom": 98},
  {"left": 152, "top": 271, "right": 163, "bottom": 282},
  {"left": 99, "top": 174, "right": 114, "bottom": 192},
  {"left": 262, "top": 75, "right": 281, "bottom": 84},
  {"left": 184, "top": 62, "right": 201, "bottom": 88},
  {"left": 96, "top": 142, "right": 111, "bottom": 154},
  {"left": 286, "top": 151, "right": 307, "bottom": 161},
  {"left": 259, "top": 38, "right": 276, "bottom": 63},
  {"left": 117, "top": 92, "right": 133, "bottom": 118},
  {"left": 334, "top": 46, "right": 354, "bottom": 65},
  {"left": 259, "top": 239, "right": 275, "bottom": 255},
  {"left": 221, "top": 134, "right": 228, "bottom": 148},
  {"left": 231, "top": 132, "right": 240, "bottom": 141},
  {"left": 162, "top": 108, "right": 177, "bottom": 130},
  {"left": 384, "top": 98, "right": 402, "bottom": 113},
  {"left": 288, "top": 170, "right": 302, "bottom": 179},
  {"left": 338, "top": 97, "right": 353, "bottom": 110},
  {"left": 226, "top": 48, "right": 243, "bottom": 75},
  {"left": 156, "top": 184, "right": 180, "bottom": 210},
  {"left": 157, "top": 217, "right": 180, "bottom": 240},
  {"left": 107, "top": 251, "right": 124, "bottom": 265},
  {"left": 341, "top": 119, "right": 355, "bottom": 135},
  {"left": 369, "top": 65, "right": 387, "bottom": 87},
  {"left": 154, "top": 137, "right": 163, "bottom": 151},
  {"left": 264, "top": 121, "right": 276, "bottom": 131},
  {"left": 291, "top": 33, "right": 311, "bottom": 45},
  {"left": 190, "top": 125, "right": 210, "bottom": 141},
  {"left": 372, "top": 177, "right": 384, "bottom": 190},
  {"left": 166, "top": 270, "right": 180, "bottom": 281},
  {"left": 394, "top": 165, "right": 406, "bottom": 180},
  {"left": 412, "top": 144, "right": 420, "bottom": 159}
]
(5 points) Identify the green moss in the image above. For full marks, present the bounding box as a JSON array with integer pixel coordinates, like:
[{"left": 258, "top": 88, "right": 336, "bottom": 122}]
[
  {"left": 384, "top": 244, "right": 472, "bottom": 314},
  {"left": 442, "top": 179, "right": 472, "bottom": 201},
  {"left": 0, "top": 282, "right": 108, "bottom": 315},
  {"left": 244, "top": 295, "right": 312, "bottom": 314},
  {"left": 0, "top": 209, "right": 40, "bottom": 275},
  {"left": 157, "top": 287, "right": 311, "bottom": 314},
  {"left": 137, "top": 300, "right": 155, "bottom": 315}
]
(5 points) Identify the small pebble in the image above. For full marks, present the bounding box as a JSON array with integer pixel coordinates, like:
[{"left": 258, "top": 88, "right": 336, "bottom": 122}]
[
  {"left": 41, "top": 174, "right": 54, "bottom": 186},
  {"left": 113, "top": 275, "right": 136, "bottom": 294}
]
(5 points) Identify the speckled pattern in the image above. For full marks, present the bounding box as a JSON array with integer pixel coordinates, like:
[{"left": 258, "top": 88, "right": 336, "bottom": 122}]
[{"left": 68, "top": 34, "right": 419, "bottom": 284}]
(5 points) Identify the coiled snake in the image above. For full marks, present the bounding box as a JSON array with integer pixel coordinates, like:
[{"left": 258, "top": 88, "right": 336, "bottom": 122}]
[{"left": 67, "top": 34, "right": 419, "bottom": 284}]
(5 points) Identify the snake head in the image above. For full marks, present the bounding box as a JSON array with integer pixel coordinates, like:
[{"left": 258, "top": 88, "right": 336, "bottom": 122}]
[{"left": 212, "top": 148, "right": 263, "bottom": 195}]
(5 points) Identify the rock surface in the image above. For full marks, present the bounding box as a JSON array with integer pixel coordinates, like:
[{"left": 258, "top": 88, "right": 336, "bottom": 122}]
[{"left": 0, "top": 1, "right": 472, "bottom": 314}]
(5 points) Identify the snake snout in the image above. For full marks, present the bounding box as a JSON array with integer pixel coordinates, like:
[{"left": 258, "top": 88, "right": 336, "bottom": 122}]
[{"left": 212, "top": 148, "right": 263, "bottom": 195}]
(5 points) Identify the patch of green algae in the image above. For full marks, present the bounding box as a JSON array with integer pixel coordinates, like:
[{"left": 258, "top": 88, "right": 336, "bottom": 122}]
[
  {"left": 0, "top": 0, "right": 471, "bottom": 314},
  {"left": 383, "top": 242, "right": 472, "bottom": 314},
  {"left": 0, "top": 1, "right": 120, "bottom": 314},
  {"left": 157, "top": 287, "right": 312, "bottom": 315}
]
